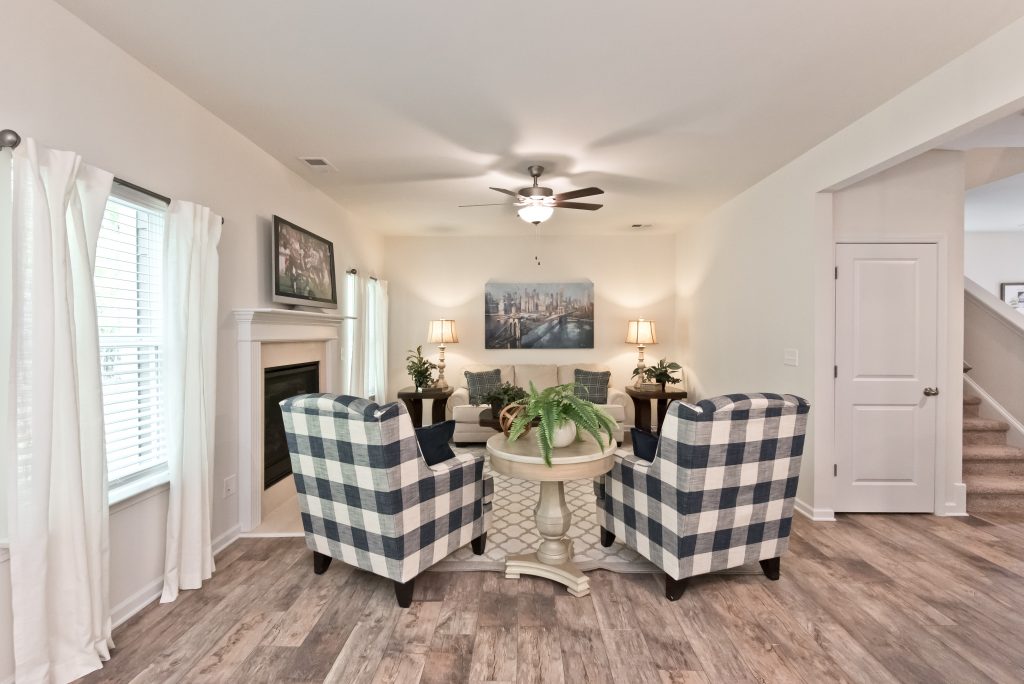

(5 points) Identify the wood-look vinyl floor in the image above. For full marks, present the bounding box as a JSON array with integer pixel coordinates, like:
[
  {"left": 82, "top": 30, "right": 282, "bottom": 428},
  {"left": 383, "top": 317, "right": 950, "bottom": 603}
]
[{"left": 79, "top": 513, "right": 1024, "bottom": 684}]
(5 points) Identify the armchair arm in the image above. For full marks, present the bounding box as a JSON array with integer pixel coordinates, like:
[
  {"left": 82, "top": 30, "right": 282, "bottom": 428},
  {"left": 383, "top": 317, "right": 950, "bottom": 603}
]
[
  {"left": 614, "top": 448, "right": 654, "bottom": 474},
  {"left": 447, "top": 387, "right": 470, "bottom": 420},
  {"left": 425, "top": 450, "right": 492, "bottom": 505},
  {"left": 606, "top": 387, "right": 629, "bottom": 410}
]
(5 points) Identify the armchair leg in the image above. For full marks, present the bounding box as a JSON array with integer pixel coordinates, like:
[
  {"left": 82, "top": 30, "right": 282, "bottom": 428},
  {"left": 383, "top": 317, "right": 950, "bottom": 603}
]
[
  {"left": 394, "top": 579, "right": 415, "bottom": 608},
  {"left": 600, "top": 527, "right": 616, "bottom": 548},
  {"left": 471, "top": 532, "right": 487, "bottom": 555},
  {"left": 759, "top": 557, "right": 781, "bottom": 581},
  {"left": 665, "top": 575, "right": 688, "bottom": 601},
  {"left": 313, "top": 551, "right": 332, "bottom": 575}
]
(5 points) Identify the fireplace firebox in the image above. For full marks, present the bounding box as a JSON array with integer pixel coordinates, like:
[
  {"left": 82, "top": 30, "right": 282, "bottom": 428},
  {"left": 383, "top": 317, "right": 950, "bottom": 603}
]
[{"left": 264, "top": 361, "right": 320, "bottom": 489}]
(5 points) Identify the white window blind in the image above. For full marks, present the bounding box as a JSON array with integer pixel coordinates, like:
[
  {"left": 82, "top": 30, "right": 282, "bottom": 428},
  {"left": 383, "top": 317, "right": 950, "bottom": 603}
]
[{"left": 95, "top": 182, "right": 168, "bottom": 489}]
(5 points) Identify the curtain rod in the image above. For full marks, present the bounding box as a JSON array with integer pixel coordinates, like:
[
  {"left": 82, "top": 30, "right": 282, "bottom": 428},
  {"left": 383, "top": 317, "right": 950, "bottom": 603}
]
[
  {"left": 347, "top": 268, "right": 378, "bottom": 281},
  {"left": 0, "top": 129, "right": 21, "bottom": 150}
]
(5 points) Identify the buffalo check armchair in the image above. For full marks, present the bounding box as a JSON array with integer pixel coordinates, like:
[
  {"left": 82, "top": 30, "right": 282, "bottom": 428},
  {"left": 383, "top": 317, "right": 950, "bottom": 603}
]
[
  {"left": 596, "top": 393, "right": 809, "bottom": 600},
  {"left": 280, "top": 394, "right": 493, "bottom": 607}
]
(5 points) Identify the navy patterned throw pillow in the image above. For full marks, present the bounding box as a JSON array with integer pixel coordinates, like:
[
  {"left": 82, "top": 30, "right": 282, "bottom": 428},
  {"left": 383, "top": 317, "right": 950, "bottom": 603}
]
[
  {"left": 465, "top": 368, "right": 502, "bottom": 405},
  {"left": 573, "top": 369, "right": 610, "bottom": 404}
]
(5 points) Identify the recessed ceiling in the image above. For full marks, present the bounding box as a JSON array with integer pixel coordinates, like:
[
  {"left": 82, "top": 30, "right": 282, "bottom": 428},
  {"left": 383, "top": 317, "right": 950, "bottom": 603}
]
[
  {"left": 56, "top": 0, "right": 1024, "bottom": 235},
  {"left": 966, "top": 172, "right": 1024, "bottom": 232}
]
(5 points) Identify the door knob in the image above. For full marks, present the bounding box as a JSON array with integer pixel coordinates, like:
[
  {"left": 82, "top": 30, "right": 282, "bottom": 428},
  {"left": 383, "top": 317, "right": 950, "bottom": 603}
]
[{"left": 923, "top": 387, "right": 940, "bottom": 397}]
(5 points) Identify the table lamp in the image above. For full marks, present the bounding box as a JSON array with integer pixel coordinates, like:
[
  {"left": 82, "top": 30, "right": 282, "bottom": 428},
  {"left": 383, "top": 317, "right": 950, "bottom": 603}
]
[
  {"left": 427, "top": 319, "right": 459, "bottom": 389},
  {"left": 625, "top": 318, "right": 657, "bottom": 387}
]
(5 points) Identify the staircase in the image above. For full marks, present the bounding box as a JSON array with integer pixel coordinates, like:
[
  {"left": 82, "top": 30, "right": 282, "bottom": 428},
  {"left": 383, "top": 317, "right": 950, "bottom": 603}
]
[{"left": 964, "top": 395, "right": 1024, "bottom": 513}]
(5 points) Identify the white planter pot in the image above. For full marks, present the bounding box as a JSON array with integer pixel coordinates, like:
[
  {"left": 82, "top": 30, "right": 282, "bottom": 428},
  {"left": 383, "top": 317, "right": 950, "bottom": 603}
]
[{"left": 549, "top": 421, "right": 577, "bottom": 448}]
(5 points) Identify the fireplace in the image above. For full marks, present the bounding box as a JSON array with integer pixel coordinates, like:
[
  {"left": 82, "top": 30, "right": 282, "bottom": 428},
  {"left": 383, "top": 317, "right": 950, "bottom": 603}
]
[{"left": 263, "top": 361, "right": 320, "bottom": 489}]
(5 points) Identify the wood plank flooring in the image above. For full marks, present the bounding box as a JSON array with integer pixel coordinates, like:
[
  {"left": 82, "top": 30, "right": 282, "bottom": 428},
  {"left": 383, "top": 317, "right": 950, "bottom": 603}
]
[{"left": 79, "top": 513, "right": 1024, "bottom": 683}]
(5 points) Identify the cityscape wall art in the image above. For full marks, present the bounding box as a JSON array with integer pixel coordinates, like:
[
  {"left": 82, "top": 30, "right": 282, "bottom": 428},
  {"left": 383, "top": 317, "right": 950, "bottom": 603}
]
[{"left": 484, "top": 281, "right": 595, "bottom": 349}]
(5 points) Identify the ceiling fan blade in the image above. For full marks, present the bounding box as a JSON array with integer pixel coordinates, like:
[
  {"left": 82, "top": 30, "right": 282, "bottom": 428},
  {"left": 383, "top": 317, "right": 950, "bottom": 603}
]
[
  {"left": 554, "top": 201, "right": 603, "bottom": 211},
  {"left": 554, "top": 186, "right": 604, "bottom": 201},
  {"left": 489, "top": 187, "right": 520, "bottom": 198},
  {"left": 458, "top": 202, "right": 509, "bottom": 207}
]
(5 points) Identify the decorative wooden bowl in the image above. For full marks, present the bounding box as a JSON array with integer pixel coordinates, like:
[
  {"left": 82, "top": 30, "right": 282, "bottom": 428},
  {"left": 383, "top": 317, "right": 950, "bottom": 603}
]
[{"left": 499, "top": 404, "right": 530, "bottom": 437}]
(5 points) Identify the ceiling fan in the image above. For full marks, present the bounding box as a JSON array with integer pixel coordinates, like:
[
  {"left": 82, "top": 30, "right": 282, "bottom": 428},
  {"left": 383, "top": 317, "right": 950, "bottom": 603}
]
[{"left": 459, "top": 165, "right": 604, "bottom": 225}]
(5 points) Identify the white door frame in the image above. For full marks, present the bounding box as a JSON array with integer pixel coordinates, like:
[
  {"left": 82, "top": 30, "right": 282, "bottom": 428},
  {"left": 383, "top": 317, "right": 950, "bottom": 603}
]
[{"left": 811, "top": 208, "right": 962, "bottom": 517}]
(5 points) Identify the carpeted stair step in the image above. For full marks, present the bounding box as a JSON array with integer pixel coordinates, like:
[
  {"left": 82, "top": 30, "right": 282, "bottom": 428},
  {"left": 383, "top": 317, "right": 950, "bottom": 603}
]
[
  {"left": 965, "top": 474, "right": 1024, "bottom": 513},
  {"left": 963, "top": 444, "right": 1024, "bottom": 477},
  {"left": 963, "top": 395, "right": 981, "bottom": 417},
  {"left": 963, "top": 417, "right": 1010, "bottom": 446}
]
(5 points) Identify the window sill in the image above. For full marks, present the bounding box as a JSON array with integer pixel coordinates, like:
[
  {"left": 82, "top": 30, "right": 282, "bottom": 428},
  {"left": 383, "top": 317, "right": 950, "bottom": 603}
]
[{"left": 109, "top": 467, "right": 171, "bottom": 512}]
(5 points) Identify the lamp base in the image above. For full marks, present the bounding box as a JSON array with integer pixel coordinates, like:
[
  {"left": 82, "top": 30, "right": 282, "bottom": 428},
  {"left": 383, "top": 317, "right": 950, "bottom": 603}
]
[{"left": 433, "top": 377, "right": 449, "bottom": 390}]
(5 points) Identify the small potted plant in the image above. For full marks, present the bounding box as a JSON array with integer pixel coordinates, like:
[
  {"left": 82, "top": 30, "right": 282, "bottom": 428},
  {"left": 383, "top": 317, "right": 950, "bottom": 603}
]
[
  {"left": 632, "top": 358, "right": 683, "bottom": 391},
  {"left": 507, "top": 382, "right": 618, "bottom": 466},
  {"left": 482, "top": 381, "right": 528, "bottom": 418},
  {"left": 405, "top": 346, "right": 437, "bottom": 391}
]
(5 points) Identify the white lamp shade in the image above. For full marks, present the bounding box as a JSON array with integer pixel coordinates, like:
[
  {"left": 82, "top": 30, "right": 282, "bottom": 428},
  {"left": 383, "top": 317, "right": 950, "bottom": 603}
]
[
  {"left": 427, "top": 319, "right": 459, "bottom": 344},
  {"left": 625, "top": 319, "right": 657, "bottom": 345},
  {"left": 517, "top": 204, "right": 554, "bottom": 224}
]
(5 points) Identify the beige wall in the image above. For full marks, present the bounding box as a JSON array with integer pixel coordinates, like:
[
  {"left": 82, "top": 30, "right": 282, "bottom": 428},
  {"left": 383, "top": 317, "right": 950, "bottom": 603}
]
[
  {"left": 965, "top": 231, "right": 1024, "bottom": 296},
  {"left": 383, "top": 234, "right": 680, "bottom": 411},
  {"left": 1, "top": 0, "right": 382, "bottom": 665}
]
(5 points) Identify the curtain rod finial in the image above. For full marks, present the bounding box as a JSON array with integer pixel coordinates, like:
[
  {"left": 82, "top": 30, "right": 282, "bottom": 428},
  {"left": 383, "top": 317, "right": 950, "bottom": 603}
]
[{"left": 0, "top": 130, "right": 21, "bottom": 149}]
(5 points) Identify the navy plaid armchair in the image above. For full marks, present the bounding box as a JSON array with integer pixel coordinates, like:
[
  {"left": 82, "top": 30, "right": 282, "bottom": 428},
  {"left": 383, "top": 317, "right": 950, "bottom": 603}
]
[
  {"left": 596, "top": 393, "right": 809, "bottom": 600},
  {"left": 280, "top": 394, "right": 493, "bottom": 607}
]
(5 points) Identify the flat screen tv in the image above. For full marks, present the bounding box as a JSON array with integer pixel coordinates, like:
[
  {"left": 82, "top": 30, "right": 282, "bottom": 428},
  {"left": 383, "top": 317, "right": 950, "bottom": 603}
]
[{"left": 272, "top": 215, "right": 338, "bottom": 309}]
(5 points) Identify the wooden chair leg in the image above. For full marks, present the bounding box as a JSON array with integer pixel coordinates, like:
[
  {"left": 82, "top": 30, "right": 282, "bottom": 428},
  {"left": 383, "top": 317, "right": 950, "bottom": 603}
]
[
  {"left": 471, "top": 532, "right": 487, "bottom": 555},
  {"left": 600, "top": 528, "right": 616, "bottom": 548},
  {"left": 313, "top": 551, "right": 332, "bottom": 575},
  {"left": 759, "top": 557, "right": 781, "bottom": 581},
  {"left": 394, "top": 579, "right": 415, "bottom": 608},
  {"left": 665, "top": 575, "right": 688, "bottom": 601}
]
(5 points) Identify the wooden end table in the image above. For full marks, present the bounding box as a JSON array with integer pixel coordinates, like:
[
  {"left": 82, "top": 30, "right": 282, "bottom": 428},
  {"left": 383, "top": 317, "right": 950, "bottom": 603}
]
[
  {"left": 625, "top": 386, "right": 687, "bottom": 433},
  {"left": 397, "top": 386, "right": 454, "bottom": 428},
  {"left": 486, "top": 432, "right": 617, "bottom": 597}
]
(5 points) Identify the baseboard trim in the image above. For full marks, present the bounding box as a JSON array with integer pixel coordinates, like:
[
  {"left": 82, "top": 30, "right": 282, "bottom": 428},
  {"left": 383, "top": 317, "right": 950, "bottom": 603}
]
[
  {"left": 109, "top": 525, "right": 241, "bottom": 630},
  {"left": 239, "top": 531, "right": 304, "bottom": 539},
  {"left": 964, "top": 375, "right": 1024, "bottom": 449},
  {"left": 938, "top": 482, "right": 969, "bottom": 517},
  {"left": 794, "top": 498, "right": 836, "bottom": 522}
]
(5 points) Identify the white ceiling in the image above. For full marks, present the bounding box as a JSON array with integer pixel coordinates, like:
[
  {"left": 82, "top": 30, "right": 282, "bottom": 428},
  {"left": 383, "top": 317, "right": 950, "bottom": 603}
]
[
  {"left": 966, "top": 172, "right": 1024, "bottom": 232},
  {"left": 57, "top": 0, "right": 1024, "bottom": 236}
]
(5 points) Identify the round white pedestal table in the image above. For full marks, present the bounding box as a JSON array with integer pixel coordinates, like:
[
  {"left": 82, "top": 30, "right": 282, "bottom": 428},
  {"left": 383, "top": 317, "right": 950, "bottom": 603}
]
[{"left": 486, "top": 432, "right": 617, "bottom": 597}]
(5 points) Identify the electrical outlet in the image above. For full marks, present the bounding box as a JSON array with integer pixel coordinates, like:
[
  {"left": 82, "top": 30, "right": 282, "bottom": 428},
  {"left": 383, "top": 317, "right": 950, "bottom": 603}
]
[
  {"left": 223, "top": 474, "right": 237, "bottom": 498},
  {"left": 783, "top": 348, "right": 799, "bottom": 367}
]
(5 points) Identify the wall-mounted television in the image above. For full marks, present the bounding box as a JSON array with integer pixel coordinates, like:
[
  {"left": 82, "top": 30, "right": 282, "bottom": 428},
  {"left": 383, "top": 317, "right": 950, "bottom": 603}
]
[{"left": 272, "top": 215, "right": 338, "bottom": 309}]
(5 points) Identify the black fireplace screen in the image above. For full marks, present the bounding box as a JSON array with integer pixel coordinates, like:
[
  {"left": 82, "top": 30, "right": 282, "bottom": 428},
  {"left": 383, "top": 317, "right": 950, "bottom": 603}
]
[{"left": 264, "top": 362, "right": 320, "bottom": 489}]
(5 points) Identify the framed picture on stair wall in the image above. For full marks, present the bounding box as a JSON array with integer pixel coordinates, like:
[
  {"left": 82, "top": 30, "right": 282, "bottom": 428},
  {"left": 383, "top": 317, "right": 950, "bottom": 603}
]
[
  {"left": 484, "top": 281, "right": 594, "bottom": 349},
  {"left": 1000, "top": 282, "right": 1024, "bottom": 312}
]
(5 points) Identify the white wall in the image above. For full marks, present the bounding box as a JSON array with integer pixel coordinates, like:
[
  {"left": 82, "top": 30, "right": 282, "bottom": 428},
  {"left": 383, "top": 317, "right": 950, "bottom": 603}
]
[
  {"left": 965, "top": 231, "right": 1024, "bottom": 296},
  {"left": 832, "top": 149, "right": 967, "bottom": 514},
  {"left": 0, "top": 0, "right": 382, "bottom": 673},
  {"left": 384, "top": 234, "right": 679, "bottom": 409},
  {"left": 677, "top": 15, "right": 1024, "bottom": 518}
]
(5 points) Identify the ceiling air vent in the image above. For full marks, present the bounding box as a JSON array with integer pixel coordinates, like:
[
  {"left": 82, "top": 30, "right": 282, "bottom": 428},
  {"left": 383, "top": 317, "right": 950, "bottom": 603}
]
[{"left": 298, "top": 157, "right": 337, "bottom": 173}]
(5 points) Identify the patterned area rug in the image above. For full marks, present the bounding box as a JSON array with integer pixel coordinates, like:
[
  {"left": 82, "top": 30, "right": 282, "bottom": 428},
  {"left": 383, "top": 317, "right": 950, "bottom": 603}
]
[{"left": 437, "top": 445, "right": 659, "bottom": 572}]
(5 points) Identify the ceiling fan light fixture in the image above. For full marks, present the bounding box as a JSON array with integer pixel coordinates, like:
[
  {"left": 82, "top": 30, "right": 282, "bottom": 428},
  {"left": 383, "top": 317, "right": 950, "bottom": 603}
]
[{"left": 517, "top": 203, "right": 554, "bottom": 225}]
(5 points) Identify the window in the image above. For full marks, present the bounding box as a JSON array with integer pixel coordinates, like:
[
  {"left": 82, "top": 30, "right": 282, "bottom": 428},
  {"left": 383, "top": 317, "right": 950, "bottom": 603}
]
[{"left": 95, "top": 182, "right": 168, "bottom": 492}]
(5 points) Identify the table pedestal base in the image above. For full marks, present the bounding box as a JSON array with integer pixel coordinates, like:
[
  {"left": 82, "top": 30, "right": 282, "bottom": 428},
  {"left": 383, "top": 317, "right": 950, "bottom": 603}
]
[{"left": 504, "top": 540, "right": 590, "bottom": 597}]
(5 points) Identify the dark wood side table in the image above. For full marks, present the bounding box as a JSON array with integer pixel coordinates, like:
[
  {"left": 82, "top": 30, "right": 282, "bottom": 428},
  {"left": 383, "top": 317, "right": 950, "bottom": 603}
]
[
  {"left": 625, "top": 386, "right": 688, "bottom": 433},
  {"left": 397, "top": 386, "right": 454, "bottom": 428}
]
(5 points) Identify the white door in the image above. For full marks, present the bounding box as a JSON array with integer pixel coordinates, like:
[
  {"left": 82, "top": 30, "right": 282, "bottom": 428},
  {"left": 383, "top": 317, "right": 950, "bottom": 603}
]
[{"left": 835, "top": 243, "right": 938, "bottom": 512}]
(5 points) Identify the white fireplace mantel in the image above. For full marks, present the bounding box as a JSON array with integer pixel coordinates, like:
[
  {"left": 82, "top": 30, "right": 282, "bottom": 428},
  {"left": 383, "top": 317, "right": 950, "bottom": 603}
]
[{"left": 235, "top": 308, "right": 351, "bottom": 531}]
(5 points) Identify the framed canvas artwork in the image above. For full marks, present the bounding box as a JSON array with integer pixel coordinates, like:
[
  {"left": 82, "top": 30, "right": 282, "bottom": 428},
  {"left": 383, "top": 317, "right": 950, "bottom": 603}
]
[
  {"left": 484, "top": 281, "right": 594, "bottom": 349},
  {"left": 1000, "top": 282, "right": 1024, "bottom": 312}
]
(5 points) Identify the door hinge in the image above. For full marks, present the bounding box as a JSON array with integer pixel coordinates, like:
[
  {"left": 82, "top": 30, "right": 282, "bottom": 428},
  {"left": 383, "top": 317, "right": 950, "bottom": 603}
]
[
  {"left": 834, "top": 266, "right": 838, "bottom": 280},
  {"left": 833, "top": 464, "right": 838, "bottom": 477},
  {"left": 834, "top": 365, "right": 838, "bottom": 378}
]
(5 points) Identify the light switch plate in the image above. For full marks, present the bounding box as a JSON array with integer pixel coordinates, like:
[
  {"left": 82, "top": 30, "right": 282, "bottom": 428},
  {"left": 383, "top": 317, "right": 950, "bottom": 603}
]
[{"left": 784, "top": 348, "right": 799, "bottom": 367}]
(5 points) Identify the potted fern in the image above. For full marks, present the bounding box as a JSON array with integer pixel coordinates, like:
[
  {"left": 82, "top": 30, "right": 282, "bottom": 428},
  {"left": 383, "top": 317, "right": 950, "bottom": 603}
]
[{"left": 507, "top": 382, "right": 618, "bottom": 466}]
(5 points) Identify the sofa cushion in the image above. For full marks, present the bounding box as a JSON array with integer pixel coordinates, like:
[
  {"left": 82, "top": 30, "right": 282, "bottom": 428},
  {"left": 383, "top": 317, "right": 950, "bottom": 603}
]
[
  {"left": 458, "top": 364, "right": 514, "bottom": 389},
  {"left": 557, "top": 363, "right": 610, "bottom": 385},
  {"left": 465, "top": 368, "right": 502, "bottom": 405},
  {"left": 453, "top": 404, "right": 489, "bottom": 422},
  {"left": 415, "top": 420, "right": 457, "bottom": 466},
  {"left": 573, "top": 369, "right": 611, "bottom": 404},
  {"left": 515, "top": 364, "right": 558, "bottom": 391},
  {"left": 599, "top": 403, "right": 625, "bottom": 423}
]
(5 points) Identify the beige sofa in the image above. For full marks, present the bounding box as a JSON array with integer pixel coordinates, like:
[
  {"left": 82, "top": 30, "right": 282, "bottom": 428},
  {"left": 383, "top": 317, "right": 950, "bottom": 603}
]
[{"left": 447, "top": 363, "right": 628, "bottom": 444}]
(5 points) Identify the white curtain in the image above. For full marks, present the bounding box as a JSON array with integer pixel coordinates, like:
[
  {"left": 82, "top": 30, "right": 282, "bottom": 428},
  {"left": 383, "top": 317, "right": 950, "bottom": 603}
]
[
  {"left": 364, "top": 278, "right": 388, "bottom": 402},
  {"left": 341, "top": 272, "right": 366, "bottom": 397},
  {"left": 160, "top": 201, "right": 221, "bottom": 603},
  {"left": 3, "top": 139, "right": 114, "bottom": 683}
]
